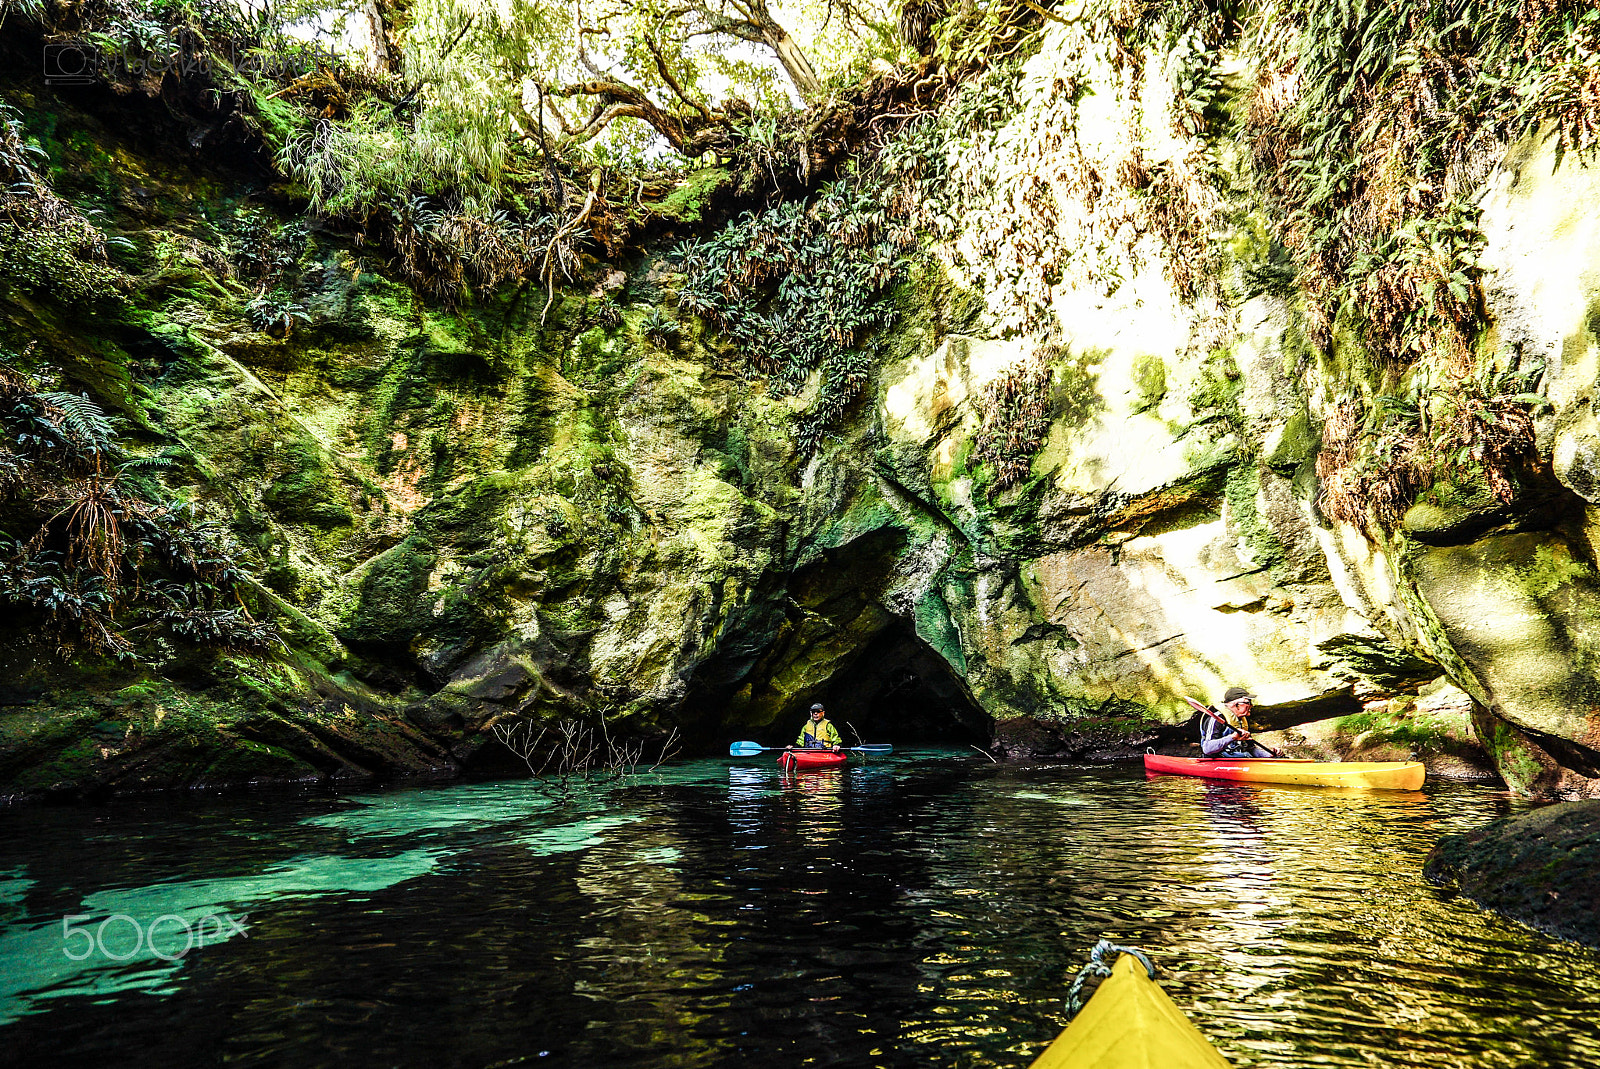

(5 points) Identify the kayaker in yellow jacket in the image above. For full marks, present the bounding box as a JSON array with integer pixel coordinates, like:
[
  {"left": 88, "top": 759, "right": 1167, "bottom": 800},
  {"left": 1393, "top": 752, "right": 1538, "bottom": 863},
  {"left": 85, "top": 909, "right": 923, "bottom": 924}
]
[
  {"left": 1200, "top": 687, "right": 1276, "bottom": 758},
  {"left": 796, "top": 703, "right": 842, "bottom": 750}
]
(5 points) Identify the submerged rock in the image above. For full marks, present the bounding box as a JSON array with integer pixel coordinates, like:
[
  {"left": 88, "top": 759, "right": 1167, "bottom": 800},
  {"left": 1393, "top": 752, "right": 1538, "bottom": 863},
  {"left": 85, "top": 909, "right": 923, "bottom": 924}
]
[{"left": 1425, "top": 801, "right": 1600, "bottom": 948}]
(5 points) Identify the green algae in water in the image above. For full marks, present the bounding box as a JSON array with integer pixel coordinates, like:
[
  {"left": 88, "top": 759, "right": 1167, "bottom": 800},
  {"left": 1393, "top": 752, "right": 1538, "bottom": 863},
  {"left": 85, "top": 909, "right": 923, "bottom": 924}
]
[
  {"left": 514, "top": 814, "right": 639, "bottom": 855},
  {"left": 0, "top": 849, "right": 443, "bottom": 1025},
  {"left": 301, "top": 769, "right": 760, "bottom": 846},
  {"left": 0, "top": 872, "right": 29, "bottom": 912},
  {"left": 301, "top": 782, "right": 563, "bottom": 839},
  {"left": 0, "top": 776, "right": 693, "bottom": 1028}
]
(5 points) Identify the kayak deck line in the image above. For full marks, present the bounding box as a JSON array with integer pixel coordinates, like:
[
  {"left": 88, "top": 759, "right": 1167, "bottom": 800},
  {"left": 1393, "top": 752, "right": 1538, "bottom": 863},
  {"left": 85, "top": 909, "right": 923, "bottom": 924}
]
[
  {"left": 1029, "top": 947, "right": 1231, "bottom": 1069},
  {"left": 1194, "top": 756, "right": 1317, "bottom": 763},
  {"left": 1144, "top": 753, "right": 1426, "bottom": 790}
]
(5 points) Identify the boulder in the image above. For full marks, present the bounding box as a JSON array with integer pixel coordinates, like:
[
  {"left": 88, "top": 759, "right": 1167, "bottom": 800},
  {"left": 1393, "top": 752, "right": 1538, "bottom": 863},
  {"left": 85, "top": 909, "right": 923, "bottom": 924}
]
[{"left": 1425, "top": 800, "right": 1600, "bottom": 948}]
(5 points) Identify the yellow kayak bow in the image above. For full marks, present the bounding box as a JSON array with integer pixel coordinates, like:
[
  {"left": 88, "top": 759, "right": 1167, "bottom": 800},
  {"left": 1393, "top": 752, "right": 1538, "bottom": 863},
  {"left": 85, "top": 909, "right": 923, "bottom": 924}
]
[{"left": 1029, "top": 951, "right": 1231, "bottom": 1069}]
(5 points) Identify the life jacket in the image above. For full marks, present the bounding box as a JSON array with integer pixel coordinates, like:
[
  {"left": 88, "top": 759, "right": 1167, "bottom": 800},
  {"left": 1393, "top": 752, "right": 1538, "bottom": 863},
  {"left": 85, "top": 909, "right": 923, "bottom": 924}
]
[
  {"left": 1199, "top": 707, "right": 1249, "bottom": 745},
  {"left": 798, "top": 717, "right": 841, "bottom": 748}
]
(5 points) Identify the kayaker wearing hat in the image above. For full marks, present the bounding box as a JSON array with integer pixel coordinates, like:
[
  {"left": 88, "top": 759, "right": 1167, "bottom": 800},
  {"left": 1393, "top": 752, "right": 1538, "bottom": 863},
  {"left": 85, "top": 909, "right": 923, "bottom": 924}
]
[
  {"left": 1200, "top": 687, "right": 1275, "bottom": 758},
  {"left": 795, "top": 703, "right": 842, "bottom": 750}
]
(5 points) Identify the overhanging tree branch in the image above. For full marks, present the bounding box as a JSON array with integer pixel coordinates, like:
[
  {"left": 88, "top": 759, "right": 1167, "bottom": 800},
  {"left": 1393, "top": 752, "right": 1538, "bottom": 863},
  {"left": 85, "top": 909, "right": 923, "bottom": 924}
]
[
  {"left": 675, "top": 0, "right": 823, "bottom": 99},
  {"left": 544, "top": 77, "right": 734, "bottom": 157},
  {"left": 646, "top": 34, "right": 713, "bottom": 122}
]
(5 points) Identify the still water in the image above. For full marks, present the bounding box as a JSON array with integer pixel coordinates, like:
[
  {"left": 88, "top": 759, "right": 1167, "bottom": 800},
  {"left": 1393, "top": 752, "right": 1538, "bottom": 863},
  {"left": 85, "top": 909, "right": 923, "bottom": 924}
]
[{"left": 0, "top": 749, "right": 1597, "bottom": 1068}]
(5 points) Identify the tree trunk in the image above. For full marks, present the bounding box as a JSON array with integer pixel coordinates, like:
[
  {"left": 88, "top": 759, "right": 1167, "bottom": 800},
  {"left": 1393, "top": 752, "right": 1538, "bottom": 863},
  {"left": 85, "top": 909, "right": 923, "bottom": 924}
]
[
  {"left": 360, "top": 0, "right": 404, "bottom": 75},
  {"left": 767, "top": 30, "right": 822, "bottom": 100},
  {"left": 695, "top": 2, "right": 824, "bottom": 101}
]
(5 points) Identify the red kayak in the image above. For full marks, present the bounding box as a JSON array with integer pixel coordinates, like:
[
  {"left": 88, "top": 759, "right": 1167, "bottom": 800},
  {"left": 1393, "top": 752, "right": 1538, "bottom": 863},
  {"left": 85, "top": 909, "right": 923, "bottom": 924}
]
[{"left": 777, "top": 749, "right": 848, "bottom": 771}]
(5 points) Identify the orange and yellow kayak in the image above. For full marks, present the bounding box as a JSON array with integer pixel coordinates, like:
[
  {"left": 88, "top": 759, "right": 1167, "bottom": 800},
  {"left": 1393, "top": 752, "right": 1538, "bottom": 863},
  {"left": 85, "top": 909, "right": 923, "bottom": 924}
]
[{"left": 1144, "top": 753, "right": 1425, "bottom": 790}]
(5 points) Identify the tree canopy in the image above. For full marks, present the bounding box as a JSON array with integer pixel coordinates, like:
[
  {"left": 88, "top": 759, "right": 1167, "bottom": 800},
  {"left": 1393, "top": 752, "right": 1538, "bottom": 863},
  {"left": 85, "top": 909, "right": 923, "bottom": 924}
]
[{"left": 291, "top": 0, "right": 905, "bottom": 167}]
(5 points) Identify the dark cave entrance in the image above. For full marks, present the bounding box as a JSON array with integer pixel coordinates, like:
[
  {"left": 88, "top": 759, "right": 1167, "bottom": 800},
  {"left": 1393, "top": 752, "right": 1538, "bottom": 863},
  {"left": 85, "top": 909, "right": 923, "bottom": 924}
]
[
  {"left": 681, "top": 527, "right": 991, "bottom": 750},
  {"left": 814, "top": 621, "right": 991, "bottom": 746}
]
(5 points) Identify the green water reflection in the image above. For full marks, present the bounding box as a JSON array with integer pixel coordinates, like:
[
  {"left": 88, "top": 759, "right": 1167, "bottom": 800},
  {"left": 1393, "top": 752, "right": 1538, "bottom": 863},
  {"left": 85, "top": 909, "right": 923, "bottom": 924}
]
[{"left": 0, "top": 751, "right": 1594, "bottom": 1069}]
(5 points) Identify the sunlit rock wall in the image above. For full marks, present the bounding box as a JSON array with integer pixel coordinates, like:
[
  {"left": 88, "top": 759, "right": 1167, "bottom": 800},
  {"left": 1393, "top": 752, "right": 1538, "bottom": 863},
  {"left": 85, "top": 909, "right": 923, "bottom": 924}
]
[
  {"left": 7, "top": 15, "right": 1600, "bottom": 800},
  {"left": 870, "top": 22, "right": 1396, "bottom": 728},
  {"left": 868, "top": 17, "right": 1600, "bottom": 795}
]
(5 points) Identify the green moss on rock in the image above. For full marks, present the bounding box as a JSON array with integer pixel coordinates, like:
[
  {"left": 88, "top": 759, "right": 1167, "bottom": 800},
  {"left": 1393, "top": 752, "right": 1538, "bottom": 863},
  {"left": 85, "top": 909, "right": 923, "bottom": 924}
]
[
  {"left": 1264, "top": 409, "right": 1316, "bottom": 474},
  {"left": 263, "top": 442, "right": 355, "bottom": 527},
  {"left": 1131, "top": 354, "right": 1167, "bottom": 414},
  {"left": 652, "top": 168, "right": 732, "bottom": 223},
  {"left": 1425, "top": 800, "right": 1600, "bottom": 947}
]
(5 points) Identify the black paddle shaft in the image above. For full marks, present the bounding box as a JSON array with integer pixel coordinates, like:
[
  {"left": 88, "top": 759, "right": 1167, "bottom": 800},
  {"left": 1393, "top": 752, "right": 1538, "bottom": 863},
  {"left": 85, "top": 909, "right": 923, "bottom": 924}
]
[{"left": 1179, "top": 695, "right": 1282, "bottom": 758}]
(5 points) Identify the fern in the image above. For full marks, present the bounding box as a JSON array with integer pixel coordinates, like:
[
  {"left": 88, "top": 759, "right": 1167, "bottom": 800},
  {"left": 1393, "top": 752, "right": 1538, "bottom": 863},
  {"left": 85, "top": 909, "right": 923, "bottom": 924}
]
[
  {"left": 639, "top": 307, "right": 681, "bottom": 345},
  {"left": 117, "top": 452, "right": 179, "bottom": 499},
  {"left": 118, "top": 453, "right": 176, "bottom": 474},
  {"left": 0, "top": 0, "right": 46, "bottom": 25},
  {"left": 37, "top": 391, "right": 119, "bottom": 457},
  {"left": 675, "top": 179, "right": 902, "bottom": 453},
  {"left": 1, "top": 365, "right": 277, "bottom": 658}
]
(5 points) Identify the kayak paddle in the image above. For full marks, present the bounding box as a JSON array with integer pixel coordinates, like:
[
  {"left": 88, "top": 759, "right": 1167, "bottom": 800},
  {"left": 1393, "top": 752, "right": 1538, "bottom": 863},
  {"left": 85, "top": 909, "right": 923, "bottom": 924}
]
[
  {"left": 728, "top": 741, "right": 894, "bottom": 757},
  {"left": 1179, "top": 695, "right": 1283, "bottom": 758}
]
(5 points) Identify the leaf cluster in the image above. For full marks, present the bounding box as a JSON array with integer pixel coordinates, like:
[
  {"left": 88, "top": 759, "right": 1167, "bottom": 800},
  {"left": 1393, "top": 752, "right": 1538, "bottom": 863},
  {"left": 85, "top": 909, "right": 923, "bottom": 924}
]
[
  {"left": 0, "top": 361, "right": 280, "bottom": 659},
  {"left": 973, "top": 350, "right": 1055, "bottom": 495},
  {"left": 639, "top": 307, "right": 681, "bottom": 346},
  {"left": 1246, "top": 0, "right": 1600, "bottom": 358},
  {"left": 245, "top": 290, "right": 312, "bottom": 337},
  {"left": 1223, "top": 0, "right": 1594, "bottom": 531},
  {"left": 676, "top": 177, "right": 905, "bottom": 451},
  {"left": 1318, "top": 355, "right": 1546, "bottom": 532},
  {"left": 0, "top": 99, "right": 129, "bottom": 304}
]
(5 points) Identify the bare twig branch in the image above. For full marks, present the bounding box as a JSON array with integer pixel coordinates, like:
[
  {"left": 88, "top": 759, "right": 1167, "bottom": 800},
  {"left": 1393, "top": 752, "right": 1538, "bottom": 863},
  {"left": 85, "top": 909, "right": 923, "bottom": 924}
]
[
  {"left": 646, "top": 35, "right": 713, "bottom": 121},
  {"left": 540, "top": 168, "right": 604, "bottom": 322}
]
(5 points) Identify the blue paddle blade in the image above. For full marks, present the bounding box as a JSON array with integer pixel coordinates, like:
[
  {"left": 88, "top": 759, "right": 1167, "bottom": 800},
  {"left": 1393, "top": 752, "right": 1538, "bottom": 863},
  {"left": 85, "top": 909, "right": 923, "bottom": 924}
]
[
  {"left": 851, "top": 744, "right": 893, "bottom": 754},
  {"left": 728, "top": 741, "right": 766, "bottom": 757}
]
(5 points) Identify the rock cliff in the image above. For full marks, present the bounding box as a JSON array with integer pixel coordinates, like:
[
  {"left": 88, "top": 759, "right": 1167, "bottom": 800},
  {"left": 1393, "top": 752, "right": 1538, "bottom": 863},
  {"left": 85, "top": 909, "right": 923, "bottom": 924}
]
[{"left": 3, "top": 7, "right": 1600, "bottom": 800}]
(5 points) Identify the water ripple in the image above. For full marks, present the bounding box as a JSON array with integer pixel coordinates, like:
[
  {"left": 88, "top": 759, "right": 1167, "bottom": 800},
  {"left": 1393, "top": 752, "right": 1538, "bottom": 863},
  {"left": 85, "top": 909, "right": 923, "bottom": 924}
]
[{"left": 0, "top": 752, "right": 1595, "bottom": 1068}]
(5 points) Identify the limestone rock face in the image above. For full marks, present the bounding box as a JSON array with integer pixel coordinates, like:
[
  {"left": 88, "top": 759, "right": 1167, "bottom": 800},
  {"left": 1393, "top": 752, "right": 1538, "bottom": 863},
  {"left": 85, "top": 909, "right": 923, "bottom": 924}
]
[
  {"left": 1408, "top": 533, "right": 1600, "bottom": 794},
  {"left": 8, "top": 20, "right": 1600, "bottom": 800},
  {"left": 1275, "top": 684, "right": 1498, "bottom": 781},
  {"left": 859, "top": 26, "right": 1600, "bottom": 796},
  {"left": 1374, "top": 130, "right": 1600, "bottom": 798}
]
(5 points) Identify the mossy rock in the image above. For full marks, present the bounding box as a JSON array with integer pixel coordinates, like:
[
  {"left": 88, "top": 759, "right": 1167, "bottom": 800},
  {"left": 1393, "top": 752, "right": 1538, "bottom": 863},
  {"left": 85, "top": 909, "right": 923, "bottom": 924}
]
[
  {"left": 339, "top": 535, "right": 439, "bottom": 646},
  {"left": 1314, "top": 633, "right": 1438, "bottom": 688},
  {"left": 1425, "top": 800, "right": 1600, "bottom": 947},
  {"left": 199, "top": 738, "right": 321, "bottom": 785},
  {"left": 1130, "top": 354, "right": 1167, "bottom": 414},
  {"left": 263, "top": 448, "right": 355, "bottom": 528},
  {"left": 1402, "top": 480, "right": 1506, "bottom": 545},
  {"left": 423, "top": 472, "right": 523, "bottom": 538},
  {"left": 1264, "top": 409, "right": 1317, "bottom": 474},
  {"left": 651, "top": 167, "right": 732, "bottom": 223}
]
